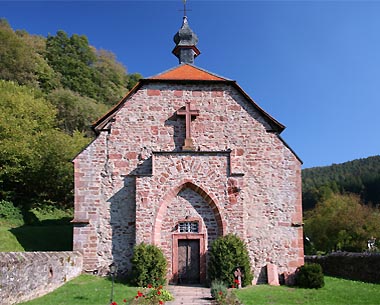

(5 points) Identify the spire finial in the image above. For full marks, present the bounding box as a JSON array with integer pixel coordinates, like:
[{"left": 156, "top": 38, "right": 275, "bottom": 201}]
[
  {"left": 183, "top": 0, "right": 187, "bottom": 17},
  {"left": 172, "top": 0, "right": 200, "bottom": 64},
  {"left": 180, "top": 0, "right": 191, "bottom": 17}
]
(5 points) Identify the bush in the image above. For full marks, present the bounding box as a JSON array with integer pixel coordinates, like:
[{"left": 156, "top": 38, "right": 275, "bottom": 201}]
[
  {"left": 210, "top": 279, "right": 228, "bottom": 299},
  {"left": 0, "top": 200, "right": 23, "bottom": 222},
  {"left": 131, "top": 243, "right": 167, "bottom": 287},
  {"left": 211, "top": 280, "right": 241, "bottom": 305},
  {"left": 295, "top": 263, "right": 325, "bottom": 289},
  {"left": 208, "top": 234, "right": 253, "bottom": 287}
]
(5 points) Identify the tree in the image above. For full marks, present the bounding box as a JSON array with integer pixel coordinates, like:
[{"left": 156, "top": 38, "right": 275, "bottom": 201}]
[
  {"left": 93, "top": 49, "right": 128, "bottom": 105},
  {"left": 15, "top": 29, "right": 61, "bottom": 92},
  {"left": 0, "top": 80, "right": 90, "bottom": 209},
  {"left": 0, "top": 19, "right": 39, "bottom": 87},
  {"left": 304, "top": 193, "right": 380, "bottom": 253},
  {"left": 45, "top": 30, "right": 138, "bottom": 106},
  {"left": 302, "top": 156, "right": 380, "bottom": 210},
  {"left": 47, "top": 88, "right": 109, "bottom": 135},
  {"left": 126, "top": 73, "right": 142, "bottom": 90},
  {"left": 46, "top": 30, "right": 99, "bottom": 99}
]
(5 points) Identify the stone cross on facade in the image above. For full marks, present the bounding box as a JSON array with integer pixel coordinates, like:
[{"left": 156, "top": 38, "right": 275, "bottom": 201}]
[{"left": 177, "top": 101, "right": 199, "bottom": 151}]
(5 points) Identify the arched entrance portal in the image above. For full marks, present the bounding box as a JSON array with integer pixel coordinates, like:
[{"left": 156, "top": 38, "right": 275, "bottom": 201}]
[{"left": 153, "top": 182, "right": 225, "bottom": 284}]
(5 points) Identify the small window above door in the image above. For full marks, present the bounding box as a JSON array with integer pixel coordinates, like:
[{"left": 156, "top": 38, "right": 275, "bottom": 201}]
[{"left": 178, "top": 221, "right": 199, "bottom": 233}]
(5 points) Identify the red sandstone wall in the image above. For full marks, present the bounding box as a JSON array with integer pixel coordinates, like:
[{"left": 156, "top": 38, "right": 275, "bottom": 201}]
[{"left": 73, "top": 82, "right": 303, "bottom": 281}]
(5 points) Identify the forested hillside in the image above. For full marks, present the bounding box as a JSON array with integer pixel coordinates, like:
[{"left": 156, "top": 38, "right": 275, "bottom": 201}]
[
  {"left": 302, "top": 155, "right": 380, "bottom": 210},
  {"left": 302, "top": 156, "right": 380, "bottom": 253},
  {"left": 0, "top": 19, "right": 141, "bottom": 214}
]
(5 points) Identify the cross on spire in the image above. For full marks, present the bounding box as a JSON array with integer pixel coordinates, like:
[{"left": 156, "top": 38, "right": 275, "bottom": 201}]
[
  {"left": 177, "top": 101, "right": 199, "bottom": 150},
  {"left": 179, "top": 0, "right": 191, "bottom": 17}
]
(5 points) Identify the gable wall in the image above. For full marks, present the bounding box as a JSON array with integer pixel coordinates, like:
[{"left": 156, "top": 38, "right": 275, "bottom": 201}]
[{"left": 73, "top": 82, "right": 303, "bottom": 282}]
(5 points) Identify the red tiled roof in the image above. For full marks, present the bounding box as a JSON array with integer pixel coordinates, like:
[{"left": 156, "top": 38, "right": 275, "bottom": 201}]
[{"left": 150, "top": 64, "right": 227, "bottom": 81}]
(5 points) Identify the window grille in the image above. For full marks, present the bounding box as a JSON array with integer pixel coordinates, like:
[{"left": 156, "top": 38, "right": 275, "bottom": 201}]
[{"left": 178, "top": 221, "right": 199, "bottom": 233}]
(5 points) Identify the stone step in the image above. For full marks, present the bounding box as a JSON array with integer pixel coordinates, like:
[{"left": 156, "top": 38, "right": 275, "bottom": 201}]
[{"left": 166, "top": 285, "right": 215, "bottom": 305}]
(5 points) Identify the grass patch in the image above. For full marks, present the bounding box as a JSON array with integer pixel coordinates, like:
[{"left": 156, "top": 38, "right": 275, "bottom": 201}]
[
  {"left": 19, "top": 274, "right": 137, "bottom": 305},
  {"left": 9, "top": 224, "right": 73, "bottom": 251},
  {"left": 0, "top": 206, "right": 73, "bottom": 252},
  {"left": 15, "top": 275, "right": 380, "bottom": 305},
  {"left": 0, "top": 226, "right": 25, "bottom": 251},
  {"left": 235, "top": 276, "right": 380, "bottom": 305}
]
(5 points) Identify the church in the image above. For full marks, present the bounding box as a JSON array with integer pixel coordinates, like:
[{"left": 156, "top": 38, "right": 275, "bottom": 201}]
[{"left": 72, "top": 14, "right": 304, "bottom": 285}]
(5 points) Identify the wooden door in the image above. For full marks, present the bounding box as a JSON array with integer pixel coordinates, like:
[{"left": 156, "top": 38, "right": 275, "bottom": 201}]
[{"left": 178, "top": 239, "right": 200, "bottom": 284}]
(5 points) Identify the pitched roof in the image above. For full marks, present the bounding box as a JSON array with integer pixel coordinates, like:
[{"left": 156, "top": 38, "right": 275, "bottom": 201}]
[
  {"left": 149, "top": 64, "right": 228, "bottom": 81},
  {"left": 92, "top": 64, "right": 285, "bottom": 136}
]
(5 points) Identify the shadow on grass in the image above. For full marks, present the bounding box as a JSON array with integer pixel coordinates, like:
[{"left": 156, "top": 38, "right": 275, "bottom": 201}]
[{"left": 10, "top": 218, "right": 73, "bottom": 251}]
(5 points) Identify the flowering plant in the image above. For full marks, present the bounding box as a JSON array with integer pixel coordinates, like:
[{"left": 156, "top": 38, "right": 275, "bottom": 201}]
[
  {"left": 231, "top": 278, "right": 240, "bottom": 288},
  {"left": 112, "top": 284, "right": 174, "bottom": 305}
]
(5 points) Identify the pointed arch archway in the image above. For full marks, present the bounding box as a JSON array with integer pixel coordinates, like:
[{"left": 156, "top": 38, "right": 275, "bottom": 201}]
[{"left": 152, "top": 179, "right": 226, "bottom": 245}]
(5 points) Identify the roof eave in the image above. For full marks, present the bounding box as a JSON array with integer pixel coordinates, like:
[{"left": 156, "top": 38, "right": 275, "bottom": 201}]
[{"left": 92, "top": 81, "right": 143, "bottom": 134}]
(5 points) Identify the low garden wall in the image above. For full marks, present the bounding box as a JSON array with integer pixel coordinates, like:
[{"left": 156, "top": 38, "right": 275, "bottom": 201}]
[
  {"left": 305, "top": 252, "right": 380, "bottom": 283},
  {"left": 0, "top": 251, "right": 83, "bottom": 305}
]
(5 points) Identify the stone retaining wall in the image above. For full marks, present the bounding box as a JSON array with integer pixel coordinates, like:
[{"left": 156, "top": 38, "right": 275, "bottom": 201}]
[
  {"left": 0, "top": 251, "right": 83, "bottom": 305},
  {"left": 305, "top": 252, "right": 380, "bottom": 283}
]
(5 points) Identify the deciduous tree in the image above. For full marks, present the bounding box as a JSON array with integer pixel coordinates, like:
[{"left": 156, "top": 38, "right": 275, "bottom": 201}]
[{"left": 304, "top": 194, "right": 380, "bottom": 253}]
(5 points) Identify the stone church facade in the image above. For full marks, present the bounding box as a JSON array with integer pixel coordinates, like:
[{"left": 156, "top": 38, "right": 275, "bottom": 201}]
[{"left": 72, "top": 16, "right": 303, "bottom": 284}]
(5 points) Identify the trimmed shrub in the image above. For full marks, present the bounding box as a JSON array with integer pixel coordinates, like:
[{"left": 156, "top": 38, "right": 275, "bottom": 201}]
[
  {"left": 295, "top": 263, "right": 325, "bottom": 289},
  {"left": 208, "top": 234, "right": 253, "bottom": 287},
  {"left": 131, "top": 243, "right": 167, "bottom": 287}
]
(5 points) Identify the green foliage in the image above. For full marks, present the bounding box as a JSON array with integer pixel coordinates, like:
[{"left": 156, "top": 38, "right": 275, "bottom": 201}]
[
  {"left": 0, "top": 20, "right": 142, "bottom": 212},
  {"left": 93, "top": 49, "right": 129, "bottom": 105},
  {"left": 0, "top": 200, "right": 23, "bottom": 220},
  {"left": 0, "top": 80, "right": 90, "bottom": 208},
  {"left": 0, "top": 80, "right": 57, "bottom": 199},
  {"left": 30, "top": 205, "right": 73, "bottom": 222},
  {"left": 304, "top": 194, "right": 380, "bottom": 253},
  {"left": 0, "top": 19, "right": 139, "bottom": 103},
  {"left": 128, "top": 286, "right": 174, "bottom": 305},
  {"left": 46, "top": 30, "right": 131, "bottom": 105},
  {"left": 131, "top": 243, "right": 167, "bottom": 287},
  {"left": 47, "top": 88, "right": 109, "bottom": 135},
  {"left": 303, "top": 155, "right": 380, "bottom": 210},
  {"left": 208, "top": 234, "right": 253, "bottom": 287},
  {"left": 210, "top": 279, "right": 228, "bottom": 300},
  {"left": 0, "top": 20, "right": 40, "bottom": 87},
  {"left": 126, "top": 73, "right": 143, "bottom": 90},
  {"left": 46, "top": 30, "right": 98, "bottom": 98},
  {"left": 294, "top": 263, "right": 325, "bottom": 289}
]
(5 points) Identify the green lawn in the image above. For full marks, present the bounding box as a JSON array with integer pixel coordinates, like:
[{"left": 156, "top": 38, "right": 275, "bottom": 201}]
[
  {"left": 235, "top": 277, "right": 380, "bottom": 305},
  {"left": 0, "top": 226, "right": 25, "bottom": 251},
  {"left": 19, "top": 274, "right": 137, "bottom": 305},
  {"left": 16, "top": 275, "right": 380, "bottom": 305},
  {"left": 0, "top": 207, "right": 73, "bottom": 252}
]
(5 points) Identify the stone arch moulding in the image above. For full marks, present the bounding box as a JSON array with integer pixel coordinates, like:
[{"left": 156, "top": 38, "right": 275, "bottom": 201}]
[{"left": 152, "top": 179, "right": 226, "bottom": 245}]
